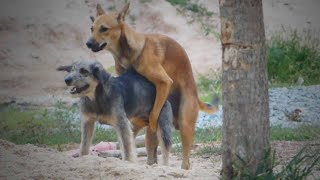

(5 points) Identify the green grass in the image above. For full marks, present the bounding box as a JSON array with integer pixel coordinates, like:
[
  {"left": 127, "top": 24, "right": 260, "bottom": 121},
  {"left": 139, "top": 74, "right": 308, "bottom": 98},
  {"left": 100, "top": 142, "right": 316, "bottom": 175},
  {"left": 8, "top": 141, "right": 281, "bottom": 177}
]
[
  {"left": 195, "top": 145, "right": 222, "bottom": 156},
  {"left": 267, "top": 29, "right": 320, "bottom": 86},
  {"left": 0, "top": 102, "right": 117, "bottom": 147},
  {"left": 1, "top": 102, "right": 319, "bottom": 151},
  {"left": 271, "top": 125, "right": 320, "bottom": 141},
  {"left": 172, "top": 125, "right": 320, "bottom": 147}
]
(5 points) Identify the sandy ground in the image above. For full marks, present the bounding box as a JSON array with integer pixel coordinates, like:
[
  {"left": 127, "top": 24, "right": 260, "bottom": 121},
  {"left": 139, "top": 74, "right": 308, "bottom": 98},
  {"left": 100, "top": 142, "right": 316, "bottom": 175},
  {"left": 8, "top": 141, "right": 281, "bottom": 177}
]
[
  {"left": 0, "top": 0, "right": 319, "bottom": 105},
  {"left": 0, "top": 139, "right": 221, "bottom": 180},
  {"left": 1, "top": 139, "right": 318, "bottom": 179}
]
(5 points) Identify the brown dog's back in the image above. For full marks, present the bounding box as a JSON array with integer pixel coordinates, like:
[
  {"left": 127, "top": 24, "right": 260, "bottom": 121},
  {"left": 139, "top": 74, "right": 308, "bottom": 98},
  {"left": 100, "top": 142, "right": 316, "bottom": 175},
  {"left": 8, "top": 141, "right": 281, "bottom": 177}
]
[{"left": 142, "top": 34, "right": 218, "bottom": 114}]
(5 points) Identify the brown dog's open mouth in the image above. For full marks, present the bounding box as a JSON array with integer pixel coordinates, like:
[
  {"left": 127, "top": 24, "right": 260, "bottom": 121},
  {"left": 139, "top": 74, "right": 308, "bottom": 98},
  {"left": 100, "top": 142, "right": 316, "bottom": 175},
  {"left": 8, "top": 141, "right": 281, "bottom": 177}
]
[
  {"left": 91, "top": 43, "right": 107, "bottom": 52},
  {"left": 70, "top": 84, "right": 90, "bottom": 94}
]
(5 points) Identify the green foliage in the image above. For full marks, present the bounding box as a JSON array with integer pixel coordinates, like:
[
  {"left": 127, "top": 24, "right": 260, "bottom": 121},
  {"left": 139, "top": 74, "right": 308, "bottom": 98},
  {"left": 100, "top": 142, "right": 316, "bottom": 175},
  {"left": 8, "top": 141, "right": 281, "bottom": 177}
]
[
  {"left": 276, "top": 146, "right": 320, "bottom": 180},
  {"left": 233, "top": 145, "right": 320, "bottom": 179},
  {"left": 267, "top": 29, "right": 320, "bottom": 86},
  {"left": 186, "top": 3, "right": 213, "bottom": 16},
  {"left": 232, "top": 149, "right": 276, "bottom": 179},
  {"left": 197, "top": 74, "right": 222, "bottom": 103},
  {"left": 166, "top": 0, "right": 189, "bottom": 6},
  {"left": 166, "top": 0, "right": 217, "bottom": 37},
  {"left": 139, "top": 0, "right": 152, "bottom": 3}
]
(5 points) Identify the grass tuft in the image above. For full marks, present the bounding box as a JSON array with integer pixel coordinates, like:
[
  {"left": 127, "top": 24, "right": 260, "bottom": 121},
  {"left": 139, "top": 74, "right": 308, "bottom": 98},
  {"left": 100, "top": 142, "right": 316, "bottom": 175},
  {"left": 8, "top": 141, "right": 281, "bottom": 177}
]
[
  {"left": 267, "top": 29, "right": 320, "bottom": 86},
  {"left": 233, "top": 145, "right": 320, "bottom": 179}
]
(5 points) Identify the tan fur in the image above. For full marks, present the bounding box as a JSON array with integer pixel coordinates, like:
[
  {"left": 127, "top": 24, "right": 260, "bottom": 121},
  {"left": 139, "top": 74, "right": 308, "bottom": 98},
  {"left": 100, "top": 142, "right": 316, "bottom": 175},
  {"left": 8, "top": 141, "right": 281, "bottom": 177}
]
[{"left": 88, "top": 3, "right": 218, "bottom": 169}]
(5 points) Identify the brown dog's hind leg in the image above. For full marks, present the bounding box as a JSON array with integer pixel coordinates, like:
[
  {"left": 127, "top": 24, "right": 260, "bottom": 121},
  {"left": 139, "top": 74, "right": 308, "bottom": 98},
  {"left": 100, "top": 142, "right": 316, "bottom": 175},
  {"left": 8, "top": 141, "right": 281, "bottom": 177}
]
[
  {"left": 178, "top": 98, "right": 199, "bottom": 170},
  {"left": 137, "top": 64, "right": 173, "bottom": 132},
  {"left": 146, "top": 126, "right": 159, "bottom": 165}
]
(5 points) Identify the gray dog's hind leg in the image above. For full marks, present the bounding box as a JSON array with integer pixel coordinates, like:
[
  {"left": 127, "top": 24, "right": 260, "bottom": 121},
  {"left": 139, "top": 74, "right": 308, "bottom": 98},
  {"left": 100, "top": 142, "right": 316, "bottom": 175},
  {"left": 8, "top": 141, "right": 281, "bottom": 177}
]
[
  {"left": 115, "top": 115, "right": 137, "bottom": 162},
  {"left": 157, "top": 101, "right": 173, "bottom": 166},
  {"left": 79, "top": 115, "right": 96, "bottom": 156}
]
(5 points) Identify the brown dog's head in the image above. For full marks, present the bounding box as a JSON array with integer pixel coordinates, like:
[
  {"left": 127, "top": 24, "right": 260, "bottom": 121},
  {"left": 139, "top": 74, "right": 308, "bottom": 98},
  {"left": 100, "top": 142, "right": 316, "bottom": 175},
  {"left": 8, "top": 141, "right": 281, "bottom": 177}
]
[{"left": 86, "top": 3, "right": 129, "bottom": 53}]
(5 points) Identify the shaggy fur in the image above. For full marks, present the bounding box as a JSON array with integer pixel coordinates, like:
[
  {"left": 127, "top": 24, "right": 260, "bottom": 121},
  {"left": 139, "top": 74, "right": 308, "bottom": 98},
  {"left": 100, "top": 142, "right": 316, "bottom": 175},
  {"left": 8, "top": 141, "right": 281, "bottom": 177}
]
[{"left": 57, "top": 60, "right": 173, "bottom": 165}]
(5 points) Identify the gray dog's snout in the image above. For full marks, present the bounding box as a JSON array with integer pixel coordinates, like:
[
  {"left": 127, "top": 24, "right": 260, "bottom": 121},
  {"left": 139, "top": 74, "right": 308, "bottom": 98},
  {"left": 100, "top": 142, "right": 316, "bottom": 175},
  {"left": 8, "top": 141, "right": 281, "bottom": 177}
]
[{"left": 65, "top": 77, "right": 72, "bottom": 85}]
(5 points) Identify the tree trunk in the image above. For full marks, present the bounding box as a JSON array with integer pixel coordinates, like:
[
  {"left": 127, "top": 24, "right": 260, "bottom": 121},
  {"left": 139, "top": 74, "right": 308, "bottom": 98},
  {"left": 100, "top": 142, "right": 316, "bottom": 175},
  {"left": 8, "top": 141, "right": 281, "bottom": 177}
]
[{"left": 219, "top": 0, "right": 270, "bottom": 178}]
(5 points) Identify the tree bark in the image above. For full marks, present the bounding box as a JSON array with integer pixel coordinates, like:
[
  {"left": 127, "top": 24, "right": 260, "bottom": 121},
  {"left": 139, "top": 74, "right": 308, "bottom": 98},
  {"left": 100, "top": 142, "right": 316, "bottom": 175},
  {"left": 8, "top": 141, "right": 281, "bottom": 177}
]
[{"left": 219, "top": 0, "right": 270, "bottom": 178}]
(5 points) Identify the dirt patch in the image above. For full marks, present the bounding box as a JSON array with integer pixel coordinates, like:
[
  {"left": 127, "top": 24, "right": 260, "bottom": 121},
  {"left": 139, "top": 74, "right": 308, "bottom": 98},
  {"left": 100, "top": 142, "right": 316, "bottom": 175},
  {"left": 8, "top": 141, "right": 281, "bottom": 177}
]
[
  {"left": 0, "top": 139, "right": 220, "bottom": 179},
  {"left": 2, "top": 140, "right": 319, "bottom": 179}
]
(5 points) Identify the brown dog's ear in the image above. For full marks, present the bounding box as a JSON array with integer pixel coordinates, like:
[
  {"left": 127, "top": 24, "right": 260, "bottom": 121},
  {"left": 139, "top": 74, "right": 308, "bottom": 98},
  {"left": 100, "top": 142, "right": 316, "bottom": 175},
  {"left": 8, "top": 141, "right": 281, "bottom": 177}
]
[
  {"left": 56, "top": 65, "right": 72, "bottom": 72},
  {"left": 96, "top": 4, "right": 105, "bottom": 16},
  {"left": 90, "top": 16, "right": 95, "bottom": 22},
  {"left": 117, "top": 3, "right": 130, "bottom": 24}
]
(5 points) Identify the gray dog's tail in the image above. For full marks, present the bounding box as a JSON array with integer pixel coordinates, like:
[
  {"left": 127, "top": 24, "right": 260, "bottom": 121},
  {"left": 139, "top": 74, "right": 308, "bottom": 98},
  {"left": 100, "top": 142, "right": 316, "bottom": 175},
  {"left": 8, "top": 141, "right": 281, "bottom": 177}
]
[{"left": 158, "top": 101, "right": 173, "bottom": 151}]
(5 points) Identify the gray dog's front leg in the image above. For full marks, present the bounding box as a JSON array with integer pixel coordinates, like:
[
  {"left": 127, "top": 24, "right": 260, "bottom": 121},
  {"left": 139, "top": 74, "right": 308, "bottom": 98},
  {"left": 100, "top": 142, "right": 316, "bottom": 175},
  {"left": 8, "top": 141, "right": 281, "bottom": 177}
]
[
  {"left": 79, "top": 115, "right": 96, "bottom": 156},
  {"left": 115, "top": 115, "right": 137, "bottom": 162}
]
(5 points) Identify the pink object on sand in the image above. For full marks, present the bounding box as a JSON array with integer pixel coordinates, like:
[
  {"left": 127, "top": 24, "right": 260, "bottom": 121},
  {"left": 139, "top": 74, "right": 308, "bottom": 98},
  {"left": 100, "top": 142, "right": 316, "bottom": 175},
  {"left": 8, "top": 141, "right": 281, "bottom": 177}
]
[{"left": 93, "top": 142, "right": 117, "bottom": 152}]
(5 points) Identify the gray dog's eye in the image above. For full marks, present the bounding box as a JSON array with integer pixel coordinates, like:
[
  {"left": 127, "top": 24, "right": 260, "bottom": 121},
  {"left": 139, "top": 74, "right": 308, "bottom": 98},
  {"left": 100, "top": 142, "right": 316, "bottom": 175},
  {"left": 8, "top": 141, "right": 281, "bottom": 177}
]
[{"left": 79, "top": 68, "right": 89, "bottom": 75}]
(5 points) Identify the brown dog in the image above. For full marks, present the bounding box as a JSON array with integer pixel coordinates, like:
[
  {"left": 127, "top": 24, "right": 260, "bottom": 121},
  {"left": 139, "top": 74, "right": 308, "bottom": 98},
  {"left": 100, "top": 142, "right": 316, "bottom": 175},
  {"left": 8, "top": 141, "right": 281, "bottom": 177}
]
[{"left": 86, "top": 3, "right": 218, "bottom": 169}]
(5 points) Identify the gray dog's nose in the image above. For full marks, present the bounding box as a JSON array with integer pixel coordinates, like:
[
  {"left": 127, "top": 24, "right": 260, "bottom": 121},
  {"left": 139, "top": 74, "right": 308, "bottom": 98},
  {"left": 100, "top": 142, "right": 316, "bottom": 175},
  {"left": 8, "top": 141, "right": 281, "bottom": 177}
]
[{"left": 65, "top": 77, "right": 72, "bottom": 85}]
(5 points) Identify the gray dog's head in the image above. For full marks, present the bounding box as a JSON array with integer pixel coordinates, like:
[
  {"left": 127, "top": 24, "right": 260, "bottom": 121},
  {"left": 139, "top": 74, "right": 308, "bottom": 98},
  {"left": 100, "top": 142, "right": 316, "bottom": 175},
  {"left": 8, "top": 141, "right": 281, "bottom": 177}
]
[{"left": 57, "top": 60, "right": 103, "bottom": 99}]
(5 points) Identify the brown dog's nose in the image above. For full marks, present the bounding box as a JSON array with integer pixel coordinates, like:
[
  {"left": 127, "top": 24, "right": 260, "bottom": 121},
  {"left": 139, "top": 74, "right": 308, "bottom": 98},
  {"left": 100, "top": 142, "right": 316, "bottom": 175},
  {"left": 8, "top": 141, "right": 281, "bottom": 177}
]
[
  {"left": 65, "top": 77, "right": 72, "bottom": 85},
  {"left": 86, "top": 40, "right": 93, "bottom": 49}
]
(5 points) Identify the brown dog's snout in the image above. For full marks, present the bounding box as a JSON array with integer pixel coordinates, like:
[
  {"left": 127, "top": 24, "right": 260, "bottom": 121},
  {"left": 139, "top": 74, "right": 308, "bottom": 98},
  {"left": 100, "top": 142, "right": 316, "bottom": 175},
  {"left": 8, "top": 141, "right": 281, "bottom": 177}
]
[
  {"left": 65, "top": 77, "right": 72, "bottom": 86},
  {"left": 86, "top": 38, "right": 98, "bottom": 49}
]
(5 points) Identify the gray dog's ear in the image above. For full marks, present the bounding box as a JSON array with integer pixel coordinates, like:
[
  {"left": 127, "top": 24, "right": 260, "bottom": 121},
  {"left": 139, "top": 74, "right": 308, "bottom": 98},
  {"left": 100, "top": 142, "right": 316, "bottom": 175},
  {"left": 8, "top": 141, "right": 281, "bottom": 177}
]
[{"left": 56, "top": 65, "right": 72, "bottom": 72}]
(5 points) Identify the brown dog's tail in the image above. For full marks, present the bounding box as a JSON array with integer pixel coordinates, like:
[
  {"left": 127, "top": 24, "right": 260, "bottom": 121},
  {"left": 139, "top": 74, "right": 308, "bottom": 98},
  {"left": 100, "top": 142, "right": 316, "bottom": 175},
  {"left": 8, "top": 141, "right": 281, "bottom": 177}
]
[{"left": 198, "top": 96, "right": 220, "bottom": 114}]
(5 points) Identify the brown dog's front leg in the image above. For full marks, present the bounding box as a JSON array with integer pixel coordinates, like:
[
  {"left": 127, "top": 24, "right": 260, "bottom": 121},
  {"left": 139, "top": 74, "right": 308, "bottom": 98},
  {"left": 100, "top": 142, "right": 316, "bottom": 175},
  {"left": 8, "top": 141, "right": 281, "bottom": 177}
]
[{"left": 138, "top": 65, "right": 172, "bottom": 132}]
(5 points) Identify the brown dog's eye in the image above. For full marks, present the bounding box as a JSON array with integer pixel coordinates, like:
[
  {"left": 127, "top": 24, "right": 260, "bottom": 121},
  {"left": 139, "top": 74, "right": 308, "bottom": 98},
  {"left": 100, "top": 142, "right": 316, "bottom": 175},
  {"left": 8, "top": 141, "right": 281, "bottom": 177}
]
[
  {"left": 90, "top": 27, "right": 93, "bottom": 32},
  {"left": 99, "top": 26, "right": 109, "bottom": 33},
  {"left": 79, "top": 68, "right": 89, "bottom": 75}
]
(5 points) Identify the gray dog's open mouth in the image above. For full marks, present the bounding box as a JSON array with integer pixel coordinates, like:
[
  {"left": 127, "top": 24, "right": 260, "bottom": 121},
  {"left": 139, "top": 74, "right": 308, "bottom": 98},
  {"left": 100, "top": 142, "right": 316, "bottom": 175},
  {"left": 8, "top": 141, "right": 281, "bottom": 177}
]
[{"left": 70, "top": 84, "right": 90, "bottom": 94}]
